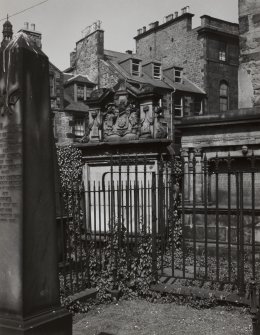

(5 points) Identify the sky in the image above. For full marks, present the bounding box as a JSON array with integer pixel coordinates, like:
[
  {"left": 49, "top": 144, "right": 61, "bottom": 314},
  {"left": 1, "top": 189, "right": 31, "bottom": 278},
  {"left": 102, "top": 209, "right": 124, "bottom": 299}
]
[{"left": 1, "top": 0, "right": 239, "bottom": 70}]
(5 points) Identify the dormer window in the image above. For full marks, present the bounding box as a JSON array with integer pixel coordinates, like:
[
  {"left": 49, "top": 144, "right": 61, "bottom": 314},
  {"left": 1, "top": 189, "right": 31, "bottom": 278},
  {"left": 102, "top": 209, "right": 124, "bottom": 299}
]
[
  {"left": 77, "top": 84, "right": 85, "bottom": 101},
  {"left": 174, "top": 68, "right": 182, "bottom": 83},
  {"left": 153, "top": 63, "right": 161, "bottom": 79},
  {"left": 132, "top": 59, "right": 141, "bottom": 76}
]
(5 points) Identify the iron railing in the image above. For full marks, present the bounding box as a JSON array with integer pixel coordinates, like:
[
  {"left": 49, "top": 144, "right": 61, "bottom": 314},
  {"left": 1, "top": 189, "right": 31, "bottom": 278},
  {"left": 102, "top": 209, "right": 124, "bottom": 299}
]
[{"left": 58, "top": 153, "right": 260, "bottom": 297}]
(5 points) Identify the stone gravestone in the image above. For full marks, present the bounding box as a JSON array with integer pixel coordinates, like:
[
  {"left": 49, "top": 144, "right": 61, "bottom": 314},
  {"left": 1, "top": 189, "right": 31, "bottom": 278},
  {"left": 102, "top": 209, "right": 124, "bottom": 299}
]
[{"left": 0, "top": 33, "right": 72, "bottom": 334}]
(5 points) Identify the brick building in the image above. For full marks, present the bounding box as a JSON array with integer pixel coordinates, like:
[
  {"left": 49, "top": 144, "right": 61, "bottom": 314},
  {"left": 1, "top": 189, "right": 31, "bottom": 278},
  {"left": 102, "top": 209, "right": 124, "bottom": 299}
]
[{"left": 134, "top": 8, "right": 239, "bottom": 115}]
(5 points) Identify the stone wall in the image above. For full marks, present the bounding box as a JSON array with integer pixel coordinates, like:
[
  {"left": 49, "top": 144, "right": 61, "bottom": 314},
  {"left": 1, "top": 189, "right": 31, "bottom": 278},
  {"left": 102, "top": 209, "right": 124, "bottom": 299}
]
[
  {"left": 135, "top": 15, "right": 204, "bottom": 90},
  {"left": 238, "top": 0, "right": 260, "bottom": 108},
  {"left": 74, "top": 29, "right": 104, "bottom": 84}
]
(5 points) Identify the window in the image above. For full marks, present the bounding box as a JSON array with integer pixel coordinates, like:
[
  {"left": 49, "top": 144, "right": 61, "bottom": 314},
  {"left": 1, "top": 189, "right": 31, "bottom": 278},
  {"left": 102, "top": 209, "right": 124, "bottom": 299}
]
[
  {"left": 74, "top": 118, "right": 85, "bottom": 137},
  {"left": 219, "top": 81, "right": 228, "bottom": 112},
  {"left": 50, "top": 74, "right": 55, "bottom": 97},
  {"left": 77, "top": 85, "right": 84, "bottom": 100},
  {"left": 219, "top": 42, "right": 226, "bottom": 61},
  {"left": 174, "top": 96, "right": 183, "bottom": 117},
  {"left": 174, "top": 68, "right": 182, "bottom": 83},
  {"left": 132, "top": 59, "right": 141, "bottom": 76},
  {"left": 153, "top": 63, "right": 161, "bottom": 79}
]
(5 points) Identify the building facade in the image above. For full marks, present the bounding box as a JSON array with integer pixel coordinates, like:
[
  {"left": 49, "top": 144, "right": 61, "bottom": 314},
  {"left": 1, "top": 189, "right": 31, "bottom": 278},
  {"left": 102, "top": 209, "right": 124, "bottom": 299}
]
[{"left": 134, "top": 9, "right": 239, "bottom": 115}]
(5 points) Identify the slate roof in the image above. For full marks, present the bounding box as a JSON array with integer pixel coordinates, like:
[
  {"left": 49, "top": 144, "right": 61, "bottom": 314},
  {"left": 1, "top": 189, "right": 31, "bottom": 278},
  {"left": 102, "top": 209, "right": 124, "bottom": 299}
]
[
  {"left": 64, "top": 74, "right": 96, "bottom": 86},
  {"left": 64, "top": 93, "right": 88, "bottom": 112},
  {"left": 104, "top": 49, "right": 205, "bottom": 95}
]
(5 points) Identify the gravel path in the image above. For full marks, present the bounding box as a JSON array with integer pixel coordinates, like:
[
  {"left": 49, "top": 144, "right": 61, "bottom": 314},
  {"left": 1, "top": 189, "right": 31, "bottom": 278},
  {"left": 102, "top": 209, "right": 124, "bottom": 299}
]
[{"left": 73, "top": 299, "right": 252, "bottom": 335}]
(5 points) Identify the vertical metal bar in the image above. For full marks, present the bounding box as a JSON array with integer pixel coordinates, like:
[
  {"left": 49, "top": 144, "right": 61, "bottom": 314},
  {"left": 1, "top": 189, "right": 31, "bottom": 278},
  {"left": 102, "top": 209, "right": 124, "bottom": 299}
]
[
  {"left": 181, "top": 155, "right": 186, "bottom": 279},
  {"left": 130, "top": 180, "right": 133, "bottom": 243},
  {"left": 72, "top": 187, "right": 79, "bottom": 292},
  {"left": 227, "top": 154, "right": 232, "bottom": 282},
  {"left": 65, "top": 190, "right": 73, "bottom": 294},
  {"left": 203, "top": 155, "right": 208, "bottom": 280},
  {"left": 148, "top": 180, "right": 151, "bottom": 233},
  {"left": 215, "top": 156, "right": 219, "bottom": 282},
  {"left": 126, "top": 158, "right": 130, "bottom": 270},
  {"left": 144, "top": 155, "right": 147, "bottom": 233},
  {"left": 170, "top": 154, "right": 175, "bottom": 277},
  {"left": 251, "top": 153, "right": 256, "bottom": 280},
  {"left": 192, "top": 153, "right": 197, "bottom": 279},
  {"left": 77, "top": 187, "right": 83, "bottom": 290},
  {"left": 152, "top": 172, "right": 158, "bottom": 281},
  {"left": 236, "top": 172, "right": 240, "bottom": 289},
  {"left": 98, "top": 181, "right": 102, "bottom": 270},
  {"left": 159, "top": 156, "right": 164, "bottom": 274},
  {"left": 82, "top": 188, "right": 90, "bottom": 288},
  {"left": 118, "top": 156, "right": 122, "bottom": 248},
  {"left": 134, "top": 155, "right": 138, "bottom": 249},
  {"left": 103, "top": 171, "right": 107, "bottom": 239},
  {"left": 239, "top": 173, "right": 245, "bottom": 295},
  {"left": 93, "top": 181, "right": 97, "bottom": 256}
]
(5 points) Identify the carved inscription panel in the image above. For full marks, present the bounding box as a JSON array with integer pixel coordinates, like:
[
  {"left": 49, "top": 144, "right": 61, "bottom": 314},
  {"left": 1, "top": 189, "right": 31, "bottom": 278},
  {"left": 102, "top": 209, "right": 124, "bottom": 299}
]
[{"left": 0, "top": 123, "right": 22, "bottom": 226}]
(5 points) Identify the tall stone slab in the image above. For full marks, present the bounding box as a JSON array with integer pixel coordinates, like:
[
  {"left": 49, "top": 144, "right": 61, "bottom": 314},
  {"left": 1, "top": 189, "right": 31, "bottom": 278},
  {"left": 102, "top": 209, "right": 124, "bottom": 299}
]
[{"left": 0, "top": 33, "right": 72, "bottom": 334}]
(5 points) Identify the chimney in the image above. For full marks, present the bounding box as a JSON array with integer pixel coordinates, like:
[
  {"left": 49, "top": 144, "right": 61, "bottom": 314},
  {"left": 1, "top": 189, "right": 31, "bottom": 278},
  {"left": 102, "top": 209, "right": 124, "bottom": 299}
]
[
  {"left": 143, "top": 26, "right": 146, "bottom": 33},
  {"left": 186, "top": 6, "right": 190, "bottom": 13},
  {"left": 137, "top": 28, "right": 143, "bottom": 35},
  {"left": 174, "top": 11, "right": 179, "bottom": 18},
  {"left": 181, "top": 7, "right": 187, "bottom": 15},
  {"left": 19, "top": 23, "right": 42, "bottom": 48},
  {"left": 166, "top": 14, "right": 174, "bottom": 22},
  {"left": 125, "top": 50, "right": 133, "bottom": 54}
]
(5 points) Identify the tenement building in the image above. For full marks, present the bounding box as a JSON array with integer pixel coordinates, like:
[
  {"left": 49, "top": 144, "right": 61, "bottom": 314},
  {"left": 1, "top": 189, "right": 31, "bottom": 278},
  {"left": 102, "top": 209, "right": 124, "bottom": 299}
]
[{"left": 134, "top": 7, "right": 239, "bottom": 115}]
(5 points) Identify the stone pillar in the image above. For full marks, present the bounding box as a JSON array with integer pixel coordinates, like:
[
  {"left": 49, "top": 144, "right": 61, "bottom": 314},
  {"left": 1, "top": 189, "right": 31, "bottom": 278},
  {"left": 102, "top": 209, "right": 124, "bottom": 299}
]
[
  {"left": 0, "top": 33, "right": 72, "bottom": 334},
  {"left": 194, "top": 148, "right": 203, "bottom": 203},
  {"left": 181, "top": 148, "right": 189, "bottom": 202}
]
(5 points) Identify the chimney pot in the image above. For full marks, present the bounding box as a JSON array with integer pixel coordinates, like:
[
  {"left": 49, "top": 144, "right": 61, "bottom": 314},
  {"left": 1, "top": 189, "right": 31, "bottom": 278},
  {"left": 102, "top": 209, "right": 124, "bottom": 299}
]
[
  {"left": 174, "top": 11, "right": 178, "bottom": 18},
  {"left": 143, "top": 26, "right": 146, "bottom": 32},
  {"left": 137, "top": 28, "right": 143, "bottom": 35},
  {"left": 31, "top": 23, "right": 35, "bottom": 31},
  {"left": 186, "top": 6, "right": 190, "bottom": 13},
  {"left": 24, "top": 22, "right": 29, "bottom": 29},
  {"left": 181, "top": 7, "right": 187, "bottom": 14},
  {"left": 126, "top": 50, "right": 133, "bottom": 54}
]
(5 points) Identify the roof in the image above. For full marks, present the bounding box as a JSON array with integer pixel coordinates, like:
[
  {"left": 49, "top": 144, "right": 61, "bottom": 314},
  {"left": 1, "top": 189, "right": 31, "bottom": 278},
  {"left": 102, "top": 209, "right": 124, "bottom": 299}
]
[
  {"left": 64, "top": 93, "right": 88, "bottom": 112},
  {"left": 64, "top": 74, "right": 96, "bottom": 86},
  {"left": 163, "top": 72, "right": 206, "bottom": 94},
  {"left": 104, "top": 49, "right": 205, "bottom": 94}
]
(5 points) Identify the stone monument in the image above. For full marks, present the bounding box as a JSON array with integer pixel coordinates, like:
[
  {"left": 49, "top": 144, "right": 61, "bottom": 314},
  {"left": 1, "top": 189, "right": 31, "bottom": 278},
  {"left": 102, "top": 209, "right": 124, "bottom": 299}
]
[{"left": 0, "top": 33, "right": 72, "bottom": 334}]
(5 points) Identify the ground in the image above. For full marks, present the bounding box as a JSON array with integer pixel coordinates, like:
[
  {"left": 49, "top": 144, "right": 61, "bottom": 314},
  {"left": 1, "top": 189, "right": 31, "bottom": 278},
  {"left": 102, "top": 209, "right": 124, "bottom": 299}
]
[{"left": 72, "top": 299, "right": 252, "bottom": 335}]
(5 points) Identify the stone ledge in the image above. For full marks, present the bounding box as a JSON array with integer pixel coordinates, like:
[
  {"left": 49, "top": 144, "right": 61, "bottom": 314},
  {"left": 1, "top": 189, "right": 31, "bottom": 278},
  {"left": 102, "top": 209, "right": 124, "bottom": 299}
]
[{"left": 67, "top": 288, "right": 97, "bottom": 304}]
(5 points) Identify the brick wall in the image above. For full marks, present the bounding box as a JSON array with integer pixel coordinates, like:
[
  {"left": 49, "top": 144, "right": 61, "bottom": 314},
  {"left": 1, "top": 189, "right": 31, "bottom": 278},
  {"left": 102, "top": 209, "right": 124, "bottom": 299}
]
[{"left": 238, "top": 0, "right": 260, "bottom": 108}]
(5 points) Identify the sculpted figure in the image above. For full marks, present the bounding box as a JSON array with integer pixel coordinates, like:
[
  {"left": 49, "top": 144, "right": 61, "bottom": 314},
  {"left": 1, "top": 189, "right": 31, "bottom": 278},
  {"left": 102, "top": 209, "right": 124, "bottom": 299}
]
[
  {"left": 154, "top": 106, "right": 167, "bottom": 139},
  {"left": 140, "top": 105, "right": 154, "bottom": 138},
  {"left": 89, "top": 109, "right": 102, "bottom": 142}
]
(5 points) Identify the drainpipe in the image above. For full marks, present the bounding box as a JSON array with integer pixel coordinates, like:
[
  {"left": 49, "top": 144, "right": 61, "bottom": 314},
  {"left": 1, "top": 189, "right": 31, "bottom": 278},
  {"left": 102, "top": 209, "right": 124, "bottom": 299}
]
[{"left": 170, "top": 88, "right": 176, "bottom": 143}]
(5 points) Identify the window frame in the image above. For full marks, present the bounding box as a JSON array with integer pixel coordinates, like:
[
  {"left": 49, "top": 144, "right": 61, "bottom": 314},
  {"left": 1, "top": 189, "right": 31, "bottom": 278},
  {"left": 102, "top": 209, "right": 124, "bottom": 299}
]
[
  {"left": 132, "top": 59, "right": 141, "bottom": 76},
  {"left": 174, "top": 68, "right": 182, "bottom": 83},
  {"left": 219, "top": 81, "right": 229, "bottom": 112},
  {"left": 74, "top": 117, "right": 85, "bottom": 137},
  {"left": 153, "top": 63, "right": 161, "bottom": 80},
  {"left": 174, "top": 96, "right": 183, "bottom": 118},
  {"left": 77, "top": 84, "right": 85, "bottom": 101},
  {"left": 218, "top": 42, "right": 227, "bottom": 62}
]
